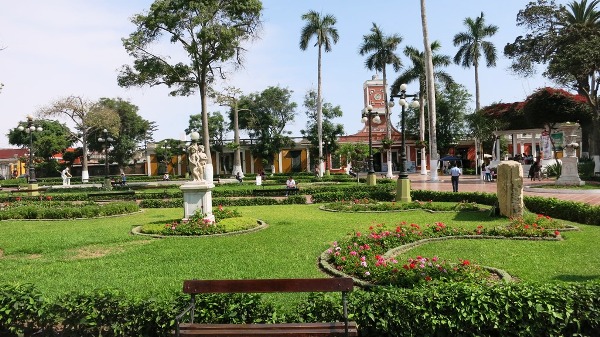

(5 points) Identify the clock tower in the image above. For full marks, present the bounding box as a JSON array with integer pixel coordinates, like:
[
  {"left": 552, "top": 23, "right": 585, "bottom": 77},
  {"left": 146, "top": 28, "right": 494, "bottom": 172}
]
[{"left": 363, "top": 74, "right": 386, "bottom": 117}]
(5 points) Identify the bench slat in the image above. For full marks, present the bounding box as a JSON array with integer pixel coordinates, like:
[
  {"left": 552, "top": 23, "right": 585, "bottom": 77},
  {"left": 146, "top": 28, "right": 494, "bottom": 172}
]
[
  {"left": 183, "top": 278, "right": 353, "bottom": 294},
  {"left": 179, "top": 329, "right": 358, "bottom": 337},
  {"left": 179, "top": 322, "right": 356, "bottom": 330}
]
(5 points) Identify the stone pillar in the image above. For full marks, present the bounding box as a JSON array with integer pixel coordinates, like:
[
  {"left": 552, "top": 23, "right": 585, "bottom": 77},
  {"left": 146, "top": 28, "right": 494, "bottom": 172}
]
[
  {"left": 497, "top": 161, "right": 524, "bottom": 218},
  {"left": 180, "top": 182, "right": 215, "bottom": 222}
]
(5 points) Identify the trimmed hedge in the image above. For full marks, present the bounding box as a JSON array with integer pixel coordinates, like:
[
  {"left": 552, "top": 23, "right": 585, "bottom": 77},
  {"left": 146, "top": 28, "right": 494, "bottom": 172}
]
[
  {"left": 2, "top": 282, "right": 599, "bottom": 336},
  {"left": 138, "top": 196, "right": 306, "bottom": 208}
]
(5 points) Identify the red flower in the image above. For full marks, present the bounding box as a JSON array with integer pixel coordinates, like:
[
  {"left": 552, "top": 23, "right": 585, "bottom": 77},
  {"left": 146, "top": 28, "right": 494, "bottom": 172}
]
[
  {"left": 218, "top": 204, "right": 223, "bottom": 211},
  {"left": 461, "top": 259, "right": 471, "bottom": 266}
]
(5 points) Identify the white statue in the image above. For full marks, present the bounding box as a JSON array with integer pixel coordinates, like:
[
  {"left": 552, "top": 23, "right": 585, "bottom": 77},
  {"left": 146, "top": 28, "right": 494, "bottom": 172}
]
[{"left": 188, "top": 143, "right": 208, "bottom": 182}]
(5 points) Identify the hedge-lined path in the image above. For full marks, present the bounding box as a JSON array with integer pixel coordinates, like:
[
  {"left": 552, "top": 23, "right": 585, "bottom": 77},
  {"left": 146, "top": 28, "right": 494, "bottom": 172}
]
[{"left": 404, "top": 173, "right": 600, "bottom": 205}]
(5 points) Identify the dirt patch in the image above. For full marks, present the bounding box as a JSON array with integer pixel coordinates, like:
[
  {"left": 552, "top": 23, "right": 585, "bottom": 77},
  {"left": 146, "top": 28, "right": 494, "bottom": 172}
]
[{"left": 68, "top": 240, "right": 152, "bottom": 260}]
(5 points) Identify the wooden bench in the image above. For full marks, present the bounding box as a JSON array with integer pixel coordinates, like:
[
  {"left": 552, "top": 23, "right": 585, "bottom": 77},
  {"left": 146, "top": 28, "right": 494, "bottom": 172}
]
[
  {"left": 252, "top": 187, "right": 299, "bottom": 196},
  {"left": 174, "top": 278, "right": 357, "bottom": 337}
]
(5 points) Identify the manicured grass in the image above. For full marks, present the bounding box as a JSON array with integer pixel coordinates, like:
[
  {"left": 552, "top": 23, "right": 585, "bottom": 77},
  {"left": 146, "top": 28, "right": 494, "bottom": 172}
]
[{"left": 0, "top": 204, "right": 597, "bottom": 301}]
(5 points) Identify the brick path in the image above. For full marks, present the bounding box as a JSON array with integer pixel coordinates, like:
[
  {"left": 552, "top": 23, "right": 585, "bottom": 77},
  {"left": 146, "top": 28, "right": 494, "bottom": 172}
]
[{"left": 404, "top": 173, "right": 600, "bottom": 206}]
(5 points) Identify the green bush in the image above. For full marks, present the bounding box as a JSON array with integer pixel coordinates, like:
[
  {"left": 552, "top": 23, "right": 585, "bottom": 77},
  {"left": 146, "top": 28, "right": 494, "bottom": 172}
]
[
  {"left": 2, "top": 282, "right": 600, "bottom": 336},
  {"left": 0, "top": 201, "right": 139, "bottom": 220}
]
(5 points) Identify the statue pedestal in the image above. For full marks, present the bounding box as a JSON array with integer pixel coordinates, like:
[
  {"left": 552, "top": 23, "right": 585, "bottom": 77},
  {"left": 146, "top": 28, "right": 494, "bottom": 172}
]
[
  {"left": 556, "top": 157, "right": 584, "bottom": 186},
  {"left": 180, "top": 182, "right": 215, "bottom": 221}
]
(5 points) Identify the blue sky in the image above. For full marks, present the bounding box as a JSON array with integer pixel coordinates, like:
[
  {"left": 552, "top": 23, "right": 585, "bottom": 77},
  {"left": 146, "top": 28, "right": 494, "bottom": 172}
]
[{"left": 0, "top": 1, "right": 562, "bottom": 148}]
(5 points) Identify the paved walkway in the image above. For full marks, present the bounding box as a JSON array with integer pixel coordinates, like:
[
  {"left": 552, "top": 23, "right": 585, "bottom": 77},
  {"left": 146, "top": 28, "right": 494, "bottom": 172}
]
[{"left": 402, "top": 173, "right": 600, "bottom": 206}]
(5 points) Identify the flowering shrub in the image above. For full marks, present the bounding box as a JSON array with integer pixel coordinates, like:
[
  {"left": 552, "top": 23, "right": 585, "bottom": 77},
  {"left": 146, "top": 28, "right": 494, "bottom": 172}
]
[
  {"left": 327, "top": 221, "right": 561, "bottom": 287},
  {"left": 323, "top": 199, "right": 487, "bottom": 212},
  {"left": 159, "top": 205, "right": 241, "bottom": 236}
]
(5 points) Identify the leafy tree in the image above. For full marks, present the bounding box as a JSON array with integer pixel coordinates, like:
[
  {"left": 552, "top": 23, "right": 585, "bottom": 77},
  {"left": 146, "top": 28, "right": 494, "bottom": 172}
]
[
  {"left": 335, "top": 143, "right": 372, "bottom": 172},
  {"left": 300, "top": 10, "right": 339, "bottom": 177},
  {"left": 359, "top": 23, "right": 402, "bottom": 178},
  {"left": 238, "top": 86, "right": 297, "bottom": 167},
  {"left": 37, "top": 96, "right": 120, "bottom": 181},
  {"left": 504, "top": 0, "right": 600, "bottom": 155},
  {"left": 434, "top": 83, "right": 472, "bottom": 155},
  {"left": 300, "top": 89, "right": 345, "bottom": 169},
  {"left": 453, "top": 12, "right": 499, "bottom": 112},
  {"left": 8, "top": 119, "right": 74, "bottom": 160},
  {"left": 86, "top": 98, "right": 153, "bottom": 170},
  {"left": 118, "top": 0, "right": 262, "bottom": 181},
  {"left": 155, "top": 138, "right": 186, "bottom": 175}
]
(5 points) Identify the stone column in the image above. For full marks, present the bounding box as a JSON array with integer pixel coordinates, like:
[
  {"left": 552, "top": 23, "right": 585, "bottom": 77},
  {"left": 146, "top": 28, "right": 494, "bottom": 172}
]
[{"left": 497, "top": 161, "right": 524, "bottom": 218}]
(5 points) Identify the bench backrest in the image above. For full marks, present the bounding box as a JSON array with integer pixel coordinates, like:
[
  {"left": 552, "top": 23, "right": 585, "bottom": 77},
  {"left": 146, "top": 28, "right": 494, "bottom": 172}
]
[{"left": 183, "top": 278, "right": 353, "bottom": 294}]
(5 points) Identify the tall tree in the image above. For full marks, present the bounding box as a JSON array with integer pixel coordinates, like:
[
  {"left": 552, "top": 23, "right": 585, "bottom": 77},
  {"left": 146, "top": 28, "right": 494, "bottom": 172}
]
[
  {"left": 8, "top": 119, "right": 74, "bottom": 161},
  {"left": 87, "top": 98, "right": 153, "bottom": 170},
  {"left": 435, "top": 83, "right": 472, "bottom": 155},
  {"left": 212, "top": 87, "right": 246, "bottom": 177},
  {"left": 420, "top": 0, "right": 440, "bottom": 181},
  {"left": 238, "top": 86, "right": 297, "bottom": 170},
  {"left": 453, "top": 12, "right": 499, "bottom": 112},
  {"left": 37, "top": 96, "right": 120, "bottom": 182},
  {"left": 359, "top": 23, "right": 402, "bottom": 178},
  {"left": 300, "top": 89, "right": 345, "bottom": 170},
  {"left": 392, "top": 41, "right": 453, "bottom": 175},
  {"left": 118, "top": 0, "right": 262, "bottom": 181},
  {"left": 299, "top": 10, "right": 339, "bottom": 177},
  {"left": 505, "top": 0, "right": 600, "bottom": 156}
]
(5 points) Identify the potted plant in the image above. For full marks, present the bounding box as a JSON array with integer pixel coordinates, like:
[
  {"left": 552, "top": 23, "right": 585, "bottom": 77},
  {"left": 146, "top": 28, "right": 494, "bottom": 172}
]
[
  {"left": 415, "top": 140, "right": 427, "bottom": 148},
  {"left": 381, "top": 137, "right": 394, "bottom": 149}
]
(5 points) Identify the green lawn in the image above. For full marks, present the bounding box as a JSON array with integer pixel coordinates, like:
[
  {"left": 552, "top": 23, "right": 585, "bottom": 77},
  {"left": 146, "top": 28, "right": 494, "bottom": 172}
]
[{"left": 0, "top": 204, "right": 597, "bottom": 300}]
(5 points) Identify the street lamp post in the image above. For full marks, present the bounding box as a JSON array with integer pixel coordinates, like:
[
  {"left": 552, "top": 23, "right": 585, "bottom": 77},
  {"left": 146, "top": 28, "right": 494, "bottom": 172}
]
[
  {"left": 389, "top": 83, "right": 420, "bottom": 202},
  {"left": 17, "top": 115, "right": 43, "bottom": 190},
  {"left": 98, "top": 129, "right": 114, "bottom": 189},
  {"left": 361, "top": 105, "right": 381, "bottom": 186}
]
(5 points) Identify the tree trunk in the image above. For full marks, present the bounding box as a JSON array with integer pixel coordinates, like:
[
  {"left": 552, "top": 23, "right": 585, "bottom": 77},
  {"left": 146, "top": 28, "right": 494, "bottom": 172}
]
[
  {"left": 317, "top": 46, "right": 324, "bottom": 177},
  {"left": 383, "top": 66, "right": 393, "bottom": 178},
  {"left": 418, "top": 94, "right": 427, "bottom": 175},
  {"left": 199, "top": 76, "right": 213, "bottom": 182},
  {"left": 421, "top": 0, "right": 438, "bottom": 181},
  {"left": 474, "top": 61, "right": 481, "bottom": 112}
]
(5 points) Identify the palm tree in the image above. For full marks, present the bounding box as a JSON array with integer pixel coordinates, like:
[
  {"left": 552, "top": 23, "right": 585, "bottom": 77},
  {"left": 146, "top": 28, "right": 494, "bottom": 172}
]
[
  {"left": 453, "top": 12, "right": 499, "bottom": 112},
  {"left": 359, "top": 23, "right": 403, "bottom": 179},
  {"left": 392, "top": 41, "right": 453, "bottom": 175},
  {"left": 420, "top": 0, "right": 440, "bottom": 181},
  {"left": 563, "top": 0, "right": 600, "bottom": 26},
  {"left": 300, "top": 11, "right": 339, "bottom": 177}
]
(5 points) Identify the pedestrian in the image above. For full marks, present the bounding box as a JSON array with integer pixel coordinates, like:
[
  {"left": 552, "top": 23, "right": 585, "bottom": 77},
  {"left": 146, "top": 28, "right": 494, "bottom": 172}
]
[
  {"left": 484, "top": 165, "right": 492, "bottom": 182},
  {"left": 450, "top": 162, "right": 461, "bottom": 192},
  {"left": 120, "top": 172, "right": 127, "bottom": 186}
]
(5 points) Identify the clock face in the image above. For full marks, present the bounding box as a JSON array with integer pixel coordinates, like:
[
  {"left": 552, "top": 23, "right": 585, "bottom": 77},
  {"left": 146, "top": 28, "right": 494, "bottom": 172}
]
[{"left": 373, "top": 93, "right": 382, "bottom": 100}]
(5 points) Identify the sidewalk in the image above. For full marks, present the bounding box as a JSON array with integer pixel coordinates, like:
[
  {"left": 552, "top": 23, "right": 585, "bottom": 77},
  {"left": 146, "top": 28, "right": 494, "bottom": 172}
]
[{"left": 404, "top": 172, "right": 600, "bottom": 206}]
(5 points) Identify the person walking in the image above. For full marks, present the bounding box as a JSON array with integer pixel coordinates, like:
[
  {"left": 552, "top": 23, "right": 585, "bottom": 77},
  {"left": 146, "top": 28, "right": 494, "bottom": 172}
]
[{"left": 450, "top": 162, "right": 461, "bottom": 192}]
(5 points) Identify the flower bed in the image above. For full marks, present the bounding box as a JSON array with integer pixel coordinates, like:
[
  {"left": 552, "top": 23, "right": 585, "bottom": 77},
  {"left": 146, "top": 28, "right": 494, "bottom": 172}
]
[
  {"left": 321, "top": 199, "right": 488, "bottom": 213},
  {"left": 139, "top": 206, "right": 261, "bottom": 236},
  {"left": 323, "top": 216, "right": 564, "bottom": 287}
]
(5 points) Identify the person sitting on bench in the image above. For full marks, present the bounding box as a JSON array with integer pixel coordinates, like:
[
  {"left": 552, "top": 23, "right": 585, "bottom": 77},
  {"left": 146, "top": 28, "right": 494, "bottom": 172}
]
[
  {"left": 285, "top": 176, "right": 296, "bottom": 196},
  {"left": 235, "top": 171, "right": 243, "bottom": 183},
  {"left": 349, "top": 167, "right": 357, "bottom": 178}
]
